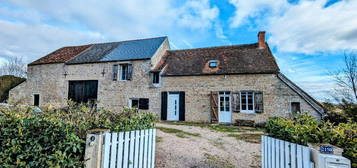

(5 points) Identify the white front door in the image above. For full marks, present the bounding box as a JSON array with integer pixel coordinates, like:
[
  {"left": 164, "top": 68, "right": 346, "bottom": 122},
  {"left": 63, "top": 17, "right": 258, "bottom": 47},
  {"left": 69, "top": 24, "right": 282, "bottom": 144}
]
[
  {"left": 167, "top": 93, "right": 180, "bottom": 121},
  {"left": 218, "top": 92, "right": 231, "bottom": 123}
]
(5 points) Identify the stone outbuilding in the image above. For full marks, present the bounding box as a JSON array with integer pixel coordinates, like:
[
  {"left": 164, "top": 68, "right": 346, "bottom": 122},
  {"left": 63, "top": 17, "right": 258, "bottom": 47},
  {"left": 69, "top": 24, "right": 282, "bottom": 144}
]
[{"left": 9, "top": 32, "right": 325, "bottom": 124}]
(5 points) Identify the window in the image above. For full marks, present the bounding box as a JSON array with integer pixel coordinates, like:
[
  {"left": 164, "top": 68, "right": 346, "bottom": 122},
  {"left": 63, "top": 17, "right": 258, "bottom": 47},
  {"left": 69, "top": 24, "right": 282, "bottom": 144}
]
[
  {"left": 152, "top": 72, "right": 160, "bottom": 84},
  {"left": 113, "top": 64, "right": 133, "bottom": 81},
  {"left": 130, "top": 98, "right": 149, "bottom": 110},
  {"left": 209, "top": 60, "right": 218, "bottom": 68},
  {"left": 34, "top": 94, "right": 40, "bottom": 106},
  {"left": 120, "top": 64, "right": 132, "bottom": 80},
  {"left": 240, "top": 91, "right": 254, "bottom": 113},
  {"left": 291, "top": 102, "right": 301, "bottom": 114}
]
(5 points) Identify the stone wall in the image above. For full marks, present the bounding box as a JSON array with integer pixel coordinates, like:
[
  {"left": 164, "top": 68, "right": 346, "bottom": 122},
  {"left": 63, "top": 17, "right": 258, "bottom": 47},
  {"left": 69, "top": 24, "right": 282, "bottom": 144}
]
[
  {"left": 9, "top": 60, "right": 322, "bottom": 123},
  {"left": 159, "top": 74, "right": 321, "bottom": 123}
]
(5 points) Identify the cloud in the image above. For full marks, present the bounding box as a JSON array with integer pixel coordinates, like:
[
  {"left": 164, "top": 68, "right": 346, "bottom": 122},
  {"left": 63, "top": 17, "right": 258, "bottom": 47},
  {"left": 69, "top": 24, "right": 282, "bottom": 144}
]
[
  {"left": 228, "top": 0, "right": 289, "bottom": 28},
  {"left": 175, "top": 0, "right": 219, "bottom": 29},
  {"left": 228, "top": 0, "right": 357, "bottom": 54},
  {"left": 0, "top": 20, "right": 103, "bottom": 63},
  {"left": 0, "top": 0, "right": 221, "bottom": 63}
]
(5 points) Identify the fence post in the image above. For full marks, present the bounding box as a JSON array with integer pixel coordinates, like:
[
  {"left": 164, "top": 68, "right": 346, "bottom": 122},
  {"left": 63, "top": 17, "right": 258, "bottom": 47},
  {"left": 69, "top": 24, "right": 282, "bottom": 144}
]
[{"left": 84, "top": 129, "right": 109, "bottom": 168}]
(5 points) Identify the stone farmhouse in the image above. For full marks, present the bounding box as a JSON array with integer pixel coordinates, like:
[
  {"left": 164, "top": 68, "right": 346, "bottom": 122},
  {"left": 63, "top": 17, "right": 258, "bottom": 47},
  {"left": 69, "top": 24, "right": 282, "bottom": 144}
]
[{"left": 9, "top": 32, "right": 325, "bottom": 124}]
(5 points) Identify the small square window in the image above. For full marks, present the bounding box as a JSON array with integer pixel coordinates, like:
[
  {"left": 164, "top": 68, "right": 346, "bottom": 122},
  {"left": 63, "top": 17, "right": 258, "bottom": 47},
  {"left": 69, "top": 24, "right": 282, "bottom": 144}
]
[
  {"left": 291, "top": 102, "right": 301, "bottom": 114},
  {"left": 209, "top": 60, "right": 218, "bottom": 68},
  {"left": 130, "top": 98, "right": 149, "bottom": 110}
]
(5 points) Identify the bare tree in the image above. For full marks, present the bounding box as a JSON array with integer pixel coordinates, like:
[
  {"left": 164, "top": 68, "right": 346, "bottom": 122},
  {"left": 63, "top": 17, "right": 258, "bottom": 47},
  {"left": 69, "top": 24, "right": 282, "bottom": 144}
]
[
  {"left": 331, "top": 51, "right": 357, "bottom": 103},
  {"left": 0, "top": 56, "right": 27, "bottom": 78}
]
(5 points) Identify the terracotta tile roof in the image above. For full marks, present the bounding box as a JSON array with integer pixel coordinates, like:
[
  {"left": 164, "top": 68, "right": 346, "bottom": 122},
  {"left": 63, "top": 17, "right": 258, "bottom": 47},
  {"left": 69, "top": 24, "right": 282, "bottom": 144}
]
[
  {"left": 29, "top": 44, "right": 93, "bottom": 66},
  {"left": 154, "top": 43, "right": 280, "bottom": 76}
]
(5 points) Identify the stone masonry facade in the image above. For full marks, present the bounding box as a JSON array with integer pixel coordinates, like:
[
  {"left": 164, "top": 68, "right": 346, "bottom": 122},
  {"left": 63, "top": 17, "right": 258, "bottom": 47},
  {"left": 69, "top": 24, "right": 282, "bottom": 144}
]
[
  {"left": 10, "top": 60, "right": 321, "bottom": 123},
  {"left": 9, "top": 35, "right": 323, "bottom": 123}
]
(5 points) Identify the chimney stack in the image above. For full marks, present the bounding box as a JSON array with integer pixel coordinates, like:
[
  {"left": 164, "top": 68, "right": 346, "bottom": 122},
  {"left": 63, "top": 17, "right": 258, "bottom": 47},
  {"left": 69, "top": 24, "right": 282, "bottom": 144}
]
[{"left": 258, "top": 31, "right": 266, "bottom": 49}]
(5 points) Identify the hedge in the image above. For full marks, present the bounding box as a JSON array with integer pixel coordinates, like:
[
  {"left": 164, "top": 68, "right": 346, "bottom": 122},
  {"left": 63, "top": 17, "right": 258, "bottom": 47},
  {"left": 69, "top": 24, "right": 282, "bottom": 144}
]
[
  {"left": 266, "top": 113, "right": 357, "bottom": 167},
  {"left": 0, "top": 102, "right": 156, "bottom": 167}
]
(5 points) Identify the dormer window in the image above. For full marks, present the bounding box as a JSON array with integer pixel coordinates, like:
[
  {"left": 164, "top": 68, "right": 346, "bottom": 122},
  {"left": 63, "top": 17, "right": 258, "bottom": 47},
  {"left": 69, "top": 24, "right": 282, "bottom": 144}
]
[{"left": 209, "top": 60, "right": 218, "bottom": 68}]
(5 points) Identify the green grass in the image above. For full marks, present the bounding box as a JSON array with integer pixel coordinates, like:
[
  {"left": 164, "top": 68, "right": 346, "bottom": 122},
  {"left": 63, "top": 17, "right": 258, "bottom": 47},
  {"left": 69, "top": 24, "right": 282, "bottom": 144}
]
[
  {"left": 160, "top": 121, "right": 263, "bottom": 133},
  {"left": 156, "top": 126, "right": 200, "bottom": 138},
  {"left": 227, "top": 133, "right": 263, "bottom": 143},
  {"left": 156, "top": 136, "right": 163, "bottom": 143}
]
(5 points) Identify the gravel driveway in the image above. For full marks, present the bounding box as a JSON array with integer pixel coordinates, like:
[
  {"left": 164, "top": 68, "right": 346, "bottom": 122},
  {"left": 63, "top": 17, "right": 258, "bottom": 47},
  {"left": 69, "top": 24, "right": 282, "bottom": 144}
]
[{"left": 155, "top": 122, "right": 263, "bottom": 168}]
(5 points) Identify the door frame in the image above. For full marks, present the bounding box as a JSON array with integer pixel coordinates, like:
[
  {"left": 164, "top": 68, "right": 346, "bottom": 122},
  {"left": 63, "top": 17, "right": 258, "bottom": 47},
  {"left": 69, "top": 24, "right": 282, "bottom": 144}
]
[{"left": 218, "top": 92, "right": 232, "bottom": 123}]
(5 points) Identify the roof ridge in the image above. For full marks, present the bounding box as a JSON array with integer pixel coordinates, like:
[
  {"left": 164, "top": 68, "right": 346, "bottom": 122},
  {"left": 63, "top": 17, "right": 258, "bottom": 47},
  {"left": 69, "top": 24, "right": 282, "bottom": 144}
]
[
  {"left": 64, "top": 44, "right": 96, "bottom": 63},
  {"left": 61, "top": 36, "right": 168, "bottom": 48},
  {"left": 168, "top": 43, "right": 258, "bottom": 52}
]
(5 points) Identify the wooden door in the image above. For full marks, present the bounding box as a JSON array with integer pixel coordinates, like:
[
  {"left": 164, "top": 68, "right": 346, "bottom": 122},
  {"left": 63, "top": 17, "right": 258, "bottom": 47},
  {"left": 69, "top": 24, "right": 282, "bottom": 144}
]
[{"left": 68, "top": 80, "right": 98, "bottom": 103}]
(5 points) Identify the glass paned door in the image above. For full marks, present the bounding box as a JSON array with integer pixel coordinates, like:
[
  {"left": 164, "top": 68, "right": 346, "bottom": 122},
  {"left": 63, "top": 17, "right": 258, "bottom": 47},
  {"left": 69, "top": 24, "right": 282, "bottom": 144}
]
[{"left": 218, "top": 92, "right": 231, "bottom": 123}]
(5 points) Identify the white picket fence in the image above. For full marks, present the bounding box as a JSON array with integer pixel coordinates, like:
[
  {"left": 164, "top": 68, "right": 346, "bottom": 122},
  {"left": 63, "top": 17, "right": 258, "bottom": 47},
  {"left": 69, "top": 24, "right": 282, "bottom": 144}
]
[
  {"left": 261, "top": 136, "right": 312, "bottom": 168},
  {"left": 102, "top": 129, "right": 156, "bottom": 168}
]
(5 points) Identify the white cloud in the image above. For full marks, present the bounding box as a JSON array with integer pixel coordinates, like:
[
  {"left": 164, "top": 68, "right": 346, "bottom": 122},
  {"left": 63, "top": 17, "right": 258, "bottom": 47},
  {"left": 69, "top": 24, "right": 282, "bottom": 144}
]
[
  {"left": 0, "top": 0, "right": 220, "bottom": 63},
  {"left": 175, "top": 0, "right": 219, "bottom": 29},
  {"left": 0, "top": 20, "right": 103, "bottom": 63},
  {"left": 228, "top": 0, "right": 289, "bottom": 28},
  {"left": 228, "top": 0, "right": 357, "bottom": 54}
]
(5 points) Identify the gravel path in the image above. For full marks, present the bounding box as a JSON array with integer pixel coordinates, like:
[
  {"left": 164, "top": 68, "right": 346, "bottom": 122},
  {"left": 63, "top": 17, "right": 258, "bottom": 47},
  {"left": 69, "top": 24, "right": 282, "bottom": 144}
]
[{"left": 155, "top": 123, "right": 263, "bottom": 168}]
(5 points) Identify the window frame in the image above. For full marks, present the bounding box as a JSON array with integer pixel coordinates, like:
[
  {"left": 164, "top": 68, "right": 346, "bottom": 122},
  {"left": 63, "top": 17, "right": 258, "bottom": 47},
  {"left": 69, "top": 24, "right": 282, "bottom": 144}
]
[
  {"left": 240, "top": 91, "right": 255, "bottom": 113},
  {"left": 208, "top": 60, "right": 218, "bottom": 68},
  {"left": 291, "top": 102, "right": 301, "bottom": 114},
  {"left": 114, "top": 63, "right": 132, "bottom": 81},
  {"left": 152, "top": 72, "right": 160, "bottom": 85},
  {"left": 119, "top": 64, "right": 129, "bottom": 81}
]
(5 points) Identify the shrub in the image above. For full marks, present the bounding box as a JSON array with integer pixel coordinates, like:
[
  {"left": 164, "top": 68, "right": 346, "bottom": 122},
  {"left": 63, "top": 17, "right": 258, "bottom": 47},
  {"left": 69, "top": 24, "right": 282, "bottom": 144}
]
[
  {"left": 0, "top": 102, "right": 157, "bottom": 167},
  {"left": 266, "top": 113, "right": 357, "bottom": 167},
  {"left": 0, "top": 112, "right": 84, "bottom": 167}
]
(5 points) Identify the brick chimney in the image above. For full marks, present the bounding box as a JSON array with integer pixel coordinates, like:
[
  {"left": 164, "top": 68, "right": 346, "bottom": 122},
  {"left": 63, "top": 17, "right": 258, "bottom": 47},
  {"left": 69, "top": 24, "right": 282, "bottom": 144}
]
[{"left": 258, "top": 31, "right": 266, "bottom": 49}]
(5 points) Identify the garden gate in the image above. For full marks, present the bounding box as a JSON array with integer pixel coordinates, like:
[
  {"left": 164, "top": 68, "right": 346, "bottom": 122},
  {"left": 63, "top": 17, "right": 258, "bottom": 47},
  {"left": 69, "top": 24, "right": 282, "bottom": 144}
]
[
  {"left": 261, "top": 136, "right": 313, "bottom": 168},
  {"left": 85, "top": 129, "right": 156, "bottom": 168}
]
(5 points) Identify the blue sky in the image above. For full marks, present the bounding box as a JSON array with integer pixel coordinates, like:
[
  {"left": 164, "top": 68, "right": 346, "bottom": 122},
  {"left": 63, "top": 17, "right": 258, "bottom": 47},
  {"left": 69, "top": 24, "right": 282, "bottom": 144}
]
[{"left": 0, "top": 0, "right": 356, "bottom": 102}]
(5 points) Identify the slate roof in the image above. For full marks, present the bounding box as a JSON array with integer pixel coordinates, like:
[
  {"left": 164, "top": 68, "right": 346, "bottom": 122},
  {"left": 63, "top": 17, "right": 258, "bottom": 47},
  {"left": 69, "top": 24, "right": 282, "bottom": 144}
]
[
  {"left": 29, "top": 37, "right": 167, "bottom": 66},
  {"left": 153, "top": 43, "right": 280, "bottom": 76}
]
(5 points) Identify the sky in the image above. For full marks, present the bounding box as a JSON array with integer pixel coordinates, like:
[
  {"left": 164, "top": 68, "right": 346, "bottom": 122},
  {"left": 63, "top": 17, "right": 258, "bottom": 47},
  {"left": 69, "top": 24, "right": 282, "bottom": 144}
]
[{"left": 0, "top": 0, "right": 357, "bottom": 102}]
